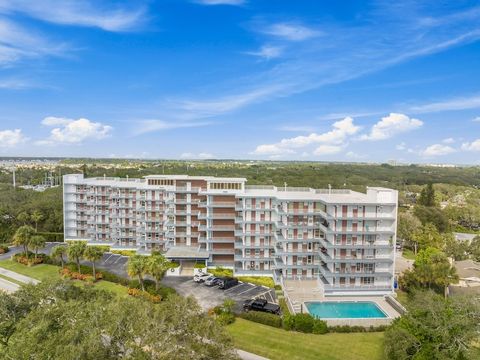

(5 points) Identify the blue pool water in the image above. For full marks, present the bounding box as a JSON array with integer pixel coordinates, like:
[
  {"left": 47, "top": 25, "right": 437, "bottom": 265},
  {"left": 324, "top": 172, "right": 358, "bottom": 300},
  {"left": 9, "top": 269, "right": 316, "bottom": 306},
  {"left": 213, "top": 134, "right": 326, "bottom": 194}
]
[{"left": 305, "top": 301, "right": 387, "bottom": 319}]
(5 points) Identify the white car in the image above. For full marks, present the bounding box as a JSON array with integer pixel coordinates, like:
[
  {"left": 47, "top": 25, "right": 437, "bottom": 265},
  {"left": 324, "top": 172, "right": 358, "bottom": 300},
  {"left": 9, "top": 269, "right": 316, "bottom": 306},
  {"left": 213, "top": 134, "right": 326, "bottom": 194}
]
[{"left": 193, "top": 273, "right": 211, "bottom": 283}]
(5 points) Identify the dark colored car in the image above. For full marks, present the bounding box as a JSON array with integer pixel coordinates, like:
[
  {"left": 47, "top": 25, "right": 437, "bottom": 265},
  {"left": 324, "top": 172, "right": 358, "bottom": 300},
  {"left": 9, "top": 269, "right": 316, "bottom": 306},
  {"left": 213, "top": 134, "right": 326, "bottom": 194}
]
[
  {"left": 243, "top": 298, "right": 281, "bottom": 315},
  {"left": 218, "top": 277, "right": 239, "bottom": 290}
]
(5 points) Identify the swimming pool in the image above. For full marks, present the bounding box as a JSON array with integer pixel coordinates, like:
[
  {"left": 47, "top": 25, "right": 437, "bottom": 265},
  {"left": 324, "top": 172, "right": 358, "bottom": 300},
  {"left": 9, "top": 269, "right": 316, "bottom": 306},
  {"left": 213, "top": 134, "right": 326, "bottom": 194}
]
[{"left": 305, "top": 301, "right": 387, "bottom": 319}]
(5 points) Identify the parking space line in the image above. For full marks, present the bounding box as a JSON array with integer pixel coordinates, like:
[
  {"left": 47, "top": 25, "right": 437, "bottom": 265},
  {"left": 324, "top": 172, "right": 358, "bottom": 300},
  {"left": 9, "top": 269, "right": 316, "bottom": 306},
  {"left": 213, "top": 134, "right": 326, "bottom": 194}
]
[
  {"left": 236, "top": 286, "right": 260, "bottom": 296},
  {"left": 224, "top": 283, "right": 250, "bottom": 294}
]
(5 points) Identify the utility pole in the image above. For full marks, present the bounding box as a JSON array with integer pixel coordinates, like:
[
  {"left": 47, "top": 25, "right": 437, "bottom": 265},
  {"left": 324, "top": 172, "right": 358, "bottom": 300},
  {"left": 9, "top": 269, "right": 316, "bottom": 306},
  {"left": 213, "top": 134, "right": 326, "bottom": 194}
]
[{"left": 12, "top": 167, "right": 16, "bottom": 189}]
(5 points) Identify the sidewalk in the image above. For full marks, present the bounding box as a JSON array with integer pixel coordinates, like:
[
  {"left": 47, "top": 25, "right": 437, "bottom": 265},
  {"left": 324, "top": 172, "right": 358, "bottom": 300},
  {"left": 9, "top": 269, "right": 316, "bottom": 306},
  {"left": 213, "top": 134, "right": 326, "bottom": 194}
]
[
  {"left": 237, "top": 349, "right": 270, "bottom": 360},
  {"left": 0, "top": 267, "right": 40, "bottom": 285},
  {"left": 0, "top": 277, "right": 20, "bottom": 293}
]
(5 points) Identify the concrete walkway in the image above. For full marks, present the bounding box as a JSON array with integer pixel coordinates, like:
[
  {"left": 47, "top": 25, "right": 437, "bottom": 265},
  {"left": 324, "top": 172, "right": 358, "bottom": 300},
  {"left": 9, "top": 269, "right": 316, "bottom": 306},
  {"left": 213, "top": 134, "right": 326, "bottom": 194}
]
[
  {"left": 0, "top": 267, "right": 40, "bottom": 285},
  {"left": 237, "top": 349, "right": 270, "bottom": 360},
  {"left": 0, "top": 277, "right": 20, "bottom": 293}
]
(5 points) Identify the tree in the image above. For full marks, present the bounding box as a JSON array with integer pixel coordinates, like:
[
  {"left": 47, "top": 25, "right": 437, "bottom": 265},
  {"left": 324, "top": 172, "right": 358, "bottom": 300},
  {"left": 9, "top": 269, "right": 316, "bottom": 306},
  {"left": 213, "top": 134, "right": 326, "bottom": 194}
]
[
  {"left": 444, "top": 233, "right": 470, "bottom": 261},
  {"left": 127, "top": 255, "right": 148, "bottom": 291},
  {"left": 30, "top": 210, "right": 43, "bottom": 232},
  {"left": 66, "top": 241, "right": 87, "bottom": 273},
  {"left": 469, "top": 236, "right": 480, "bottom": 261},
  {"left": 384, "top": 291, "right": 480, "bottom": 360},
  {"left": 411, "top": 223, "right": 445, "bottom": 254},
  {"left": 414, "top": 205, "right": 450, "bottom": 233},
  {"left": 400, "top": 247, "right": 459, "bottom": 297},
  {"left": 417, "top": 183, "right": 436, "bottom": 207},
  {"left": 16, "top": 212, "right": 31, "bottom": 226},
  {"left": 147, "top": 253, "right": 173, "bottom": 290},
  {"left": 83, "top": 246, "right": 104, "bottom": 280},
  {"left": 29, "top": 235, "right": 46, "bottom": 261},
  {"left": 13, "top": 225, "right": 35, "bottom": 256},
  {"left": 51, "top": 245, "right": 66, "bottom": 268},
  {"left": 0, "top": 280, "right": 238, "bottom": 359},
  {"left": 397, "top": 212, "right": 422, "bottom": 250}
]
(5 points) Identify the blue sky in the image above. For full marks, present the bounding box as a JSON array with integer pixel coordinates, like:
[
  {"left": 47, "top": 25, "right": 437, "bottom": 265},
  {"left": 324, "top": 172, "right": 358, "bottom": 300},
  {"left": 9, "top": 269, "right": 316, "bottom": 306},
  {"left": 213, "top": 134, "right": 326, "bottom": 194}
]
[{"left": 1, "top": 0, "right": 480, "bottom": 164}]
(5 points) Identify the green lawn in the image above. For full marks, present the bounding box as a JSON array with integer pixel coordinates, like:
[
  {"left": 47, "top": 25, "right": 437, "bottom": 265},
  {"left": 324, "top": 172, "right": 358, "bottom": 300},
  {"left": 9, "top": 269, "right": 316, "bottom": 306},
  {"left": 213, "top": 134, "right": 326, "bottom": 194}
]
[
  {"left": 0, "top": 260, "right": 128, "bottom": 296},
  {"left": 228, "top": 318, "right": 385, "bottom": 360}
]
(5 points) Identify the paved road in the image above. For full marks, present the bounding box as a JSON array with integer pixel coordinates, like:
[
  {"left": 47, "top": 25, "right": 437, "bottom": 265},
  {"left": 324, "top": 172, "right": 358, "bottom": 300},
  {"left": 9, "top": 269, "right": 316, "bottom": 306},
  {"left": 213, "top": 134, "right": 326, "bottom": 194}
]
[
  {"left": 0, "top": 277, "right": 20, "bottom": 293},
  {"left": 0, "top": 267, "right": 39, "bottom": 284},
  {"left": 237, "top": 349, "right": 270, "bottom": 360}
]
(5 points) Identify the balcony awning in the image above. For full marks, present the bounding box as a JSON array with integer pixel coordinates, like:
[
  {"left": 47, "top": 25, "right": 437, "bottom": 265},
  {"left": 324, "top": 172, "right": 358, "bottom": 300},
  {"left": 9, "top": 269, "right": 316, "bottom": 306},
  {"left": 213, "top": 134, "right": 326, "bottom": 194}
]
[{"left": 165, "top": 246, "right": 210, "bottom": 259}]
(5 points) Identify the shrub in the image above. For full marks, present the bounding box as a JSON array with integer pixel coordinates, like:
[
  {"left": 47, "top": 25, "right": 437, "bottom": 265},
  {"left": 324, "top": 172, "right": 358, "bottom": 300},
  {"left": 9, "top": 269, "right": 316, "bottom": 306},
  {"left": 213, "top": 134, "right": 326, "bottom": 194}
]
[
  {"left": 274, "top": 284, "right": 282, "bottom": 291},
  {"left": 278, "top": 298, "right": 290, "bottom": 315},
  {"left": 194, "top": 262, "right": 207, "bottom": 269},
  {"left": 111, "top": 250, "right": 135, "bottom": 257},
  {"left": 237, "top": 276, "right": 275, "bottom": 288},
  {"left": 127, "top": 288, "right": 162, "bottom": 303},
  {"left": 282, "top": 313, "right": 328, "bottom": 334},
  {"left": 60, "top": 268, "right": 102, "bottom": 281},
  {"left": 240, "top": 311, "right": 283, "bottom": 328},
  {"left": 216, "top": 312, "right": 235, "bottom": 325},
  {"left": 328, "top": 324, "right": 388, "bottom": 333},
  {"left": 312, "top": 319, "right": 329, "bottom": 334},
  {"left": 0, "top": 245, "right": 9, "bottom": 254},
  {"left": 12, "top": 252, "right": 48, "bottom": 266},
  {"left": 208, "top": 266, "right": 233, "bottom": 278}
]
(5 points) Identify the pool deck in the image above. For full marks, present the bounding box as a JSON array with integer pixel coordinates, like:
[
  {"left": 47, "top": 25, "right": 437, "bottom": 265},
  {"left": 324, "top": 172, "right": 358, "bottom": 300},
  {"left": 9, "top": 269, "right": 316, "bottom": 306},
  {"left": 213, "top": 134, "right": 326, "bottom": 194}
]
[{"left": 283, "top": 279, "right": 402, "bottom": 326}]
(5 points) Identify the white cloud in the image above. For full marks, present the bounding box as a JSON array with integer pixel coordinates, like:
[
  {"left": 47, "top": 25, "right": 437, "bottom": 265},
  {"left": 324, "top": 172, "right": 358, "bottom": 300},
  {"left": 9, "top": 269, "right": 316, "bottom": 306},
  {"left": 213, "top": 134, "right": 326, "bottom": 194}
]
[
  {"left": 180, "top": 152, "right": 215, "bottom": 159},
  {"left": 38, "top": 117, "right": 112, "bottom": 145},
  {"left": 345, "top": 151, "right": 365, "bottom": 159},
  {"left": 461, "top": 139, "right": 480, "bottom": 152},
  {"left": 0, "top": 1, "right": 145, "bottom": 32},
  {"left": 0, "top": 129, "right": 27, "bottom": 147},
  {"left": 421, "top": 144, "right": 456, "bottom": 157},
  {"left": 473, "top": 116, "right": 480, "bottom": 122},
  {"left": 360, "top": 113, "right": 423, "bottom": 141},
  {"left": 134, "top": 120, "right": 212, "bottom": 135},
  {"left": 396, "top": 142, "right": 407, "bottom": 150},
  {"left": 262, "top": 22, "right": 322, "bottom": 41},
  {"left": 245, "top": 45, "right": 283, "bottom": 59},
  {"left": 193, "top": 0, "right": 245, "bottom": 5},
  {"left": 410, "top": 94, "right": 480, "bottom": 113},
  {"left": 442, "top": 137, "right": 455, "bottom": 144},
  {"left": 253, "top": 117, "right": 360, "bottom": 155}
]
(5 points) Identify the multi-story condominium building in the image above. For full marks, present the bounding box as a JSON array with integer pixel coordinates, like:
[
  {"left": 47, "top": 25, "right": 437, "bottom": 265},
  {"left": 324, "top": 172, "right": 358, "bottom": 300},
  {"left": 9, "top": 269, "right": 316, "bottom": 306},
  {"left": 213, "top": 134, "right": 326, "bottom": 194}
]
[{"left": 63, "top": 174, "right": 398, "bottom": 295}]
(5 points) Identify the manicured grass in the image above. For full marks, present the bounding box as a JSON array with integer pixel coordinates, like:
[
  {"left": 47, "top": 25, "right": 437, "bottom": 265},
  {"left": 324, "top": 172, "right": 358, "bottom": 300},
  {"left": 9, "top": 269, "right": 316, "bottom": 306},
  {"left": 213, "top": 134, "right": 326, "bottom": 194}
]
[
  {"left": 402, "top": 249, "right": 416, "bottom": 260},
  {"left": 227, "top": 318, "right": 385, "bottom": 360},
  {"left": 0, "top": 260, "right": 127, "bottom": 296}
]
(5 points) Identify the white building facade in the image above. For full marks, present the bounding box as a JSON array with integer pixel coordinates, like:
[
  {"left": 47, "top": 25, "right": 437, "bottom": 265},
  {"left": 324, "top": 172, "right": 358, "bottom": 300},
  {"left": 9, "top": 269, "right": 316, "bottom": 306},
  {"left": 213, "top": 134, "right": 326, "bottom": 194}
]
[{"left": 63, "top": 174, "right": 398, "bottom": 296}]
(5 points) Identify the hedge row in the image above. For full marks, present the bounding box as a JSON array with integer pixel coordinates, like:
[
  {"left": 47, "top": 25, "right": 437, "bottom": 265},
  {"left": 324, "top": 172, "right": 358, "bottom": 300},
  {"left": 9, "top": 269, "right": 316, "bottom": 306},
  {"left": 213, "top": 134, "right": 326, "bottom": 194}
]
[
  {"left": 239, "top": 311, "right": 283, "bottom": 328},
  {"left": 0, "top": 245, "right": 9, "bottom": 254}
]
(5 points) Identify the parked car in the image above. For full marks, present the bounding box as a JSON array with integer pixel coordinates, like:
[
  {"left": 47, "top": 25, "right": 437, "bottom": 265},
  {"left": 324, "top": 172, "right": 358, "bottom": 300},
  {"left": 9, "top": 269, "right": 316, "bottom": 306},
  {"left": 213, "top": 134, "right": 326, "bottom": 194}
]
[
  {"left": 204, "top": 276, "right": 221, "bottom": 286},
  {"left": 243, "top": 298, "right": 281, "bottom": 315},
  {"left": 193, "top": 273, "right": 211, "bottom": 283},
  {"left": 218, "top": 277, "right": 239, "bottom": 290}
]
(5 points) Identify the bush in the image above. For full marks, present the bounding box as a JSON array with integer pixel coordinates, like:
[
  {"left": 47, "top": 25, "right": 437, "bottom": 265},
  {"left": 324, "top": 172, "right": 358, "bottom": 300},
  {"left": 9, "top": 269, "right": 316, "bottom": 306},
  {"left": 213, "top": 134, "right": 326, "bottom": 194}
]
[
  {"left": 194, "top": 262, "right": 207, "bottom": 269},
  {"left": 128, "top": 279, "right": 177, "bottom": 299},
  {"left": 240, "top": 311, "right": 283, "bottom": 328},
  {"left": 111, "top": 250, "right": 135, "bottom": 257},
  {"left": 216, "top": 312, "right": 235, "bottom": 325},
  {"left": 328, "top": 325, "right": 388, "bottom": 333},
  {"left": 12, "top": 252, "right": 48, "bottom": 266},
  {"left": 237, "top": 276, "right": 275, "bottom": 288},
  {"left": 208, "top": 266, "right": 233, "bottom": 277},
  {"left": 278, "top": 298, "right": 290, "bottom": 315},
  {"left": 274, "top": 284, "right": 282, "bottom": 291},
  {"left": 282, "top": 313, "right": 328, "bottom": 334},
  {"left": 0, "top": 245, "right": 9, "bottom": 254},
  {"left": 127, "top": 288, "right": 162, "bottom": 303},
  {"left": 60, "top": 268, "right": 102, "bottom": 281}
]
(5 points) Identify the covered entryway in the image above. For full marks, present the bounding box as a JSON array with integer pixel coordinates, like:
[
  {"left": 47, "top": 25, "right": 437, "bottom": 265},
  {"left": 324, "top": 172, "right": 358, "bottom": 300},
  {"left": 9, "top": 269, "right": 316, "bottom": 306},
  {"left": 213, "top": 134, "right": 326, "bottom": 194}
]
[{"left": 164, "top": 246, "right": 210, "bottom": 276}]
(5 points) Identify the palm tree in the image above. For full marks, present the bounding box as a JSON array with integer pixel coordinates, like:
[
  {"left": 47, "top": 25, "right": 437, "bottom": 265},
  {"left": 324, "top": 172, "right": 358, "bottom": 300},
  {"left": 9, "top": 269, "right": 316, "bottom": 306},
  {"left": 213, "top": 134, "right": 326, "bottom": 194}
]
[
  {"left": 147, "top": 253, "right": 172, "bottom": 290},
  {"left": 66, "top": 241, "right": 87, "bottom": 273},
  {"left": 31, "top": 210, "right": 44, "bottom": 232},
  {"left": 51, "top": 245, "right": 67, "bottom": 268},
  {"left": 29, "top": 235, "right": 46, "bottom": 261},
  {"left": 127, "top": 255, "right": 148, "bottom": 291},
  {"left": 13, "top": 225, "right": 35, "bottom": 256},
  {"left": 83, "top": 246, "right": 104, "bottom": 279}
]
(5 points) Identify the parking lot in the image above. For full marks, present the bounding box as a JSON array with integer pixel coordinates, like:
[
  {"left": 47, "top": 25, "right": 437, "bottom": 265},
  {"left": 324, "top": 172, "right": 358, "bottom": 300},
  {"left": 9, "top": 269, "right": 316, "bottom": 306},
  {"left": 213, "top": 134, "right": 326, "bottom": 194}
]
[{"left": 161, "top": 276, "right": 277, "bottom": 312}]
